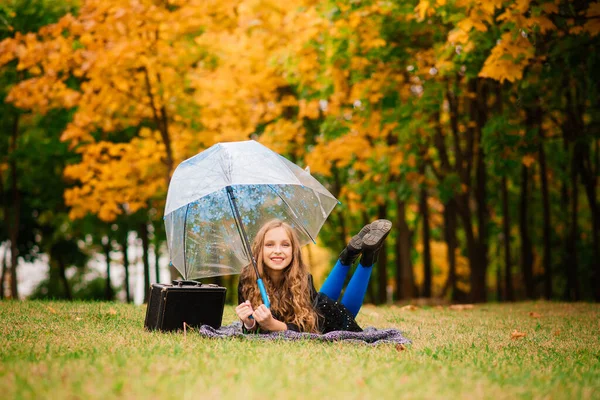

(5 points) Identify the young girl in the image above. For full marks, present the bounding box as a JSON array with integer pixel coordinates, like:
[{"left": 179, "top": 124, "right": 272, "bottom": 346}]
[{"left": 236, "top": 219, "right": 392, "bottom": 334}]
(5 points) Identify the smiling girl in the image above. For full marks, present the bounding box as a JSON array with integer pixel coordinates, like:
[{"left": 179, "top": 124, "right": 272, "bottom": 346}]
[{"left": 236, "top": 219, "right": 391, "bottom": 334}]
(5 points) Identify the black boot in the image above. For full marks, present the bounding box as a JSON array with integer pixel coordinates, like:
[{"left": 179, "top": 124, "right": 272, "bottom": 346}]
[
  {"left": 359, "top": 219, "right": 392, "bottom": 267},
  {"left": 338, "top": 224, "right": 371, "bottom": 266}
]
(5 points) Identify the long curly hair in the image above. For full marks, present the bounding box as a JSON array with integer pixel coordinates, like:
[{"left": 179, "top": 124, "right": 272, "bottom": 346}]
[{"left": 239, "top": 219, "right": 319, "bottom": 333}]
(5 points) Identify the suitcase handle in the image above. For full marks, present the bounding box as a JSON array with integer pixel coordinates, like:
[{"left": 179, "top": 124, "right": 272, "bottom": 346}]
[{"left": 172, "top": 280, "right": 202, "bottom": 287}]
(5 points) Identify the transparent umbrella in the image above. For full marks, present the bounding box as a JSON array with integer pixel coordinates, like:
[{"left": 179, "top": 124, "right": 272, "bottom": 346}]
[{"left": 164, "top": 140, "right": 338, "bottom": 306}]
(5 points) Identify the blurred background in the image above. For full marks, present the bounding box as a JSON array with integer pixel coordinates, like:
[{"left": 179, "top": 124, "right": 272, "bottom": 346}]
[{"left": 1, "top": 0, "right": 598, "bottom": 304}]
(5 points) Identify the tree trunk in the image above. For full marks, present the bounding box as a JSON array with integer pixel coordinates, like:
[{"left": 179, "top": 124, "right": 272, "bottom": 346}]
[
  {"left": 143, "top": 67, "right": 173, "bottom": 185},
  {"left": 376, "top": 203, "right": 388, "bottom": 305},
  {"left": 575, "top": 142, "right": 599, "bottom": 301},
  {"left": 121, "top": 234, "right": 131, "bottom": 303},
  {"left": 537, "top": 121, "right": 553, "bottom": 299},
  {"left": 395, "top": 200, "right": 414, "bottom": 300},
  {"left": 564, "top": 73, "right": 598, "bottom": 301},
  {"left": 457, "top": 191, "right": 488, "bottom": 303},
  {"left": 0, "top": 245, "right": 6, "bottom": 300},
  {"left": 140, "top": 223, "right": 151, "bottom": 303},
  {"left": 441, "top": 199, "right": 458, "bottom": 300},
  {"left": 9, "top": 113, "right": 21, "bottom": 299},
  {"left": 58, "top": 255, "right": 72, "bottom": 300},
  {"left": 496, "top": 241, "right": 502, "bottom": 302},
  {"left": 153, "top": 243, "right": 160, "bottom": 283},
  {"left": 332, "top": 167, "right": 348, "bottom": 248},
  {"left": 104, "top": 238, "right": 114, "bottom": 301},
  {"left": 419, "top": 180, "right": 432, "bottom": 298},
  {"left": 519, "top": 165, "right": 535, "bottom": 298},
  {"left": 0, "top": 167, "right": 5, "bottom": 300},
  {"left": 566, "top": 153, "right": 580, "bottom": 300},
  {"left": 501, "top": 176, "right": 514, "bottom": 301},
  {"left": 363, "top": 212, "right": 375, "bottom": 304},
  {"left": 462, "top": 78, "right": 489, "bottom": 303}
]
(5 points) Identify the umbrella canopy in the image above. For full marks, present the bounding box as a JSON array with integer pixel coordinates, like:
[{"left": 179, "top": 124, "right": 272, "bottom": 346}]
[{"left": 164, "top": 140, "right": 338, "bottom": 281}]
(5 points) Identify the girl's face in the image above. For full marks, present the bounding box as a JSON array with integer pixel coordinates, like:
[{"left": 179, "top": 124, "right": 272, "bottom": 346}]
[{"left": 262, "top": 226, "right": 293, "bottom": 273}]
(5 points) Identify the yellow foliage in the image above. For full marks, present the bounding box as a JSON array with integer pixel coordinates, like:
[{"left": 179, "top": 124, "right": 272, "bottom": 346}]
[
  {"left": 479, "top": 33, "right": 534, "bottom": 83},
  {"left": 541, "top": 3, "right": 559, "bottom": 14},
  {"left": 259, "top": 120, "right": 305, "bottom": 156},
  {"left": 527, "top": 16, "right": 556, "bottom": 33},
  {"left": 413, "top": 240, "right": 471, "bottom": 295},
  {"left": 303, "top": 243, "right": 334, "bottom": 289},
  {"left": 304, "top": 143, "right": 333, "bottom": 177},
  {"left": 298, "top": 99, "right": 321, "bottom": 120},
  {"left": 0, "top": 0, "right": 574, "bottom": 235},
  {"left": 581, "top": 3, "right": 600, "bottom": 36},
  {"left": 522, "top": 154, "right": 536, "bottom": 167},
  {"left": 448, "top": 28, "right": 470, "bottom": 45},
  {"left": 415, "top": 0, "right": 435, "bottom": 21},
  {"left": 64, "top": 136, "right": 167, "bottom": 221}
]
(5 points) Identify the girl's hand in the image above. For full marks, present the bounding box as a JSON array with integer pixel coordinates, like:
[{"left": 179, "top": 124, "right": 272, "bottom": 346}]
[
  {"left": 253, "top": 304, "right": 276, "bottom": 330},
  {"left": 235, "top": 300, "right": 255, "bottom": 328}
]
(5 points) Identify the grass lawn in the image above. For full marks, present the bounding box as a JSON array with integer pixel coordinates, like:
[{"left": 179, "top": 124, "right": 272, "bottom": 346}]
[{"left": 1, "top": 300, "right": 598, "bottom": 399}]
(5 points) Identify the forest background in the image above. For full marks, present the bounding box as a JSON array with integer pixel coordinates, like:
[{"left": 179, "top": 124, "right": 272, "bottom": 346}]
[{"left": 0, "top": 0, "right": 598, "bottom": 305}]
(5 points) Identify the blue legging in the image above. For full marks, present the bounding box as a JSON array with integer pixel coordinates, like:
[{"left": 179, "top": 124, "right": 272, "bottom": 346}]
[{"left": 319, "top": 260, "right": 373, "bottom": 318}]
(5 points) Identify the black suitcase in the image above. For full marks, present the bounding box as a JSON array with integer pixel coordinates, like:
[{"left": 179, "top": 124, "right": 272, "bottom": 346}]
[{"left": 144, "top": 280, "right": 227, "bottom": 332}]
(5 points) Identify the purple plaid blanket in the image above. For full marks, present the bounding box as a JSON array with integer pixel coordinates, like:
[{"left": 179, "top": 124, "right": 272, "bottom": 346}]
[{"left": 197, "top": 322, "right": 411, "bottom": 346}]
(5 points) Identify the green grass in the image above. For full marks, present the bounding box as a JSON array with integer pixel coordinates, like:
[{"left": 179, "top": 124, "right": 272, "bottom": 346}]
[{"left": 1, "top": 301, "right": 598, "bottom": 399}]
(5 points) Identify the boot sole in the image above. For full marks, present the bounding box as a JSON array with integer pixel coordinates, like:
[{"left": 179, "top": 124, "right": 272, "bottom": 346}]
[
  {"left": 347, "top": 224, "right": 371, "bottom": 252},
  {"left": 362, "top": 219, "right": 392, "bottom": 249}
]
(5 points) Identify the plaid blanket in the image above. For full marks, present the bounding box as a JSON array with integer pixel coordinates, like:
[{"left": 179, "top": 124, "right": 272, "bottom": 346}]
[{"left": 197, "top": 321, "right": 411, "bottom": 346}]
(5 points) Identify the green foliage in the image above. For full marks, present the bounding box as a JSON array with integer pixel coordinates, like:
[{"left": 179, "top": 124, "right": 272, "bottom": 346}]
[
  {"left": 30, "top": 274, "right": 113, "bottom": 301},
  {"left": 0, "top": 0, "right": 78, "bottom": 38},
  {"left": 481, "top": 114, "right": 527, "bottom": 176},
  {"left": 438, "top": 173, "right": 461, "bottom": 204},
  {"left": 1, "top": 0, "right": 599, "bottom": 302}
]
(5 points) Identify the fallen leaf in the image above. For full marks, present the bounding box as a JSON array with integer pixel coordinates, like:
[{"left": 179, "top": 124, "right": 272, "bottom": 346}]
[
  {"left": 400, "top": 305, "right": 419, "bottom": 311},
  {"left": 511, "top": 330, "right": 527, "bottom": 339},
  {"left": 46, "top": 306, "right": 57, "bottom": 314},
  {"left": 553, "top": 330, "right": 561, "bottom": 336},
  {"left": 75, "top": 317, "right": 82, "bottom": 321},
  {"left": 395, "top": 344, "right": 406, "bottom": 352},
  {"left": 108, "top": 308, "right": 117, "bottom": 315},
  {"left": 355, "top": 377, "right": 365, "bottom": 386},
  {"left": 449, "top": 304, "right": 474, "bottom": 311},
  {"left": 529, "top": 312, "right": 542, "bottom": 318}
]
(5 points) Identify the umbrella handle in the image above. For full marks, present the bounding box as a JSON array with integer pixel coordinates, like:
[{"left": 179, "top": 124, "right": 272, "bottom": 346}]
[{"left": 257, "top": 278, "right": 271, "bottom": 308}]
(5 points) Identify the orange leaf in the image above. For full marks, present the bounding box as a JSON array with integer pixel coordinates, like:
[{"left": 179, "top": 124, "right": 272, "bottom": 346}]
[
  {"left": 511, "top": 329, "right": 527, "bottom": 339},
  {"left": 522, "top": 154, "right": 536, "bottom": 167},
  {"left": 529, "top": 312, "right": 542, "bottom": 318},
  {"left": 400, "top": 305, "right": 419, "bottom": 311}
]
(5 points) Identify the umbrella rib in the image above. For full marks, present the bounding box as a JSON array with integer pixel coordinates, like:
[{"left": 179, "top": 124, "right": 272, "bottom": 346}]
[
  {"left": 268, "top": 185, "right": 317, "bottom": 244},
  {"left": 225, "top": 187, "right": 253, "bottom": 262},
  {"left": 183, "top": 203, "right": 190, "bottom": 280}
]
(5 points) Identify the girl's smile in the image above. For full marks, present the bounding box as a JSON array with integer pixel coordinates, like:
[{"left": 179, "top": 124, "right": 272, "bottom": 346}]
[{"left": 263, "top": 227, "right": 293, "bottom": 273}]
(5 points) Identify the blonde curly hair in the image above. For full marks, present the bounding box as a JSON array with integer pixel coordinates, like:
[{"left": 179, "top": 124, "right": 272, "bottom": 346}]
[{"left": 239, "top": 219, "right": 319, "bottom": 333}]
